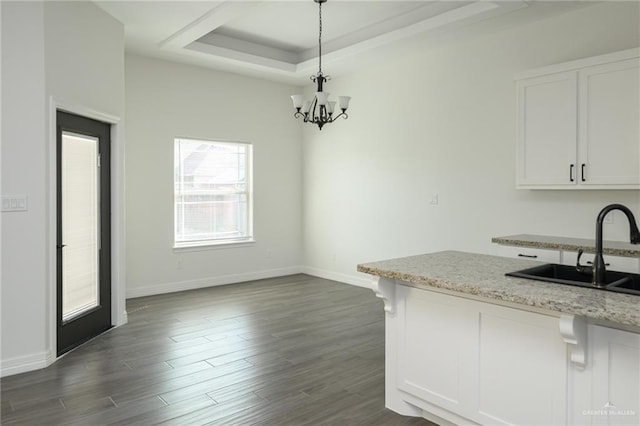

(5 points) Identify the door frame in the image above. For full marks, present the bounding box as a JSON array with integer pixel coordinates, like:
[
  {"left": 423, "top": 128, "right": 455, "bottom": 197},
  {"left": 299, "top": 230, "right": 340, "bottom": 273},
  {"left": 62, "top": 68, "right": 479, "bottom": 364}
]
[{"left": 47, "top": 98, "right": 127, "bottom": 363}]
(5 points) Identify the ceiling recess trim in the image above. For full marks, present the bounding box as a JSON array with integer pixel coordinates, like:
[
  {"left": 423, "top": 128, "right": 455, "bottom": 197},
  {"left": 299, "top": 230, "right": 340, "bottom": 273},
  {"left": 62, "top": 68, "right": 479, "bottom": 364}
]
[
  {"left": 159, "top": 1, "right": 266, "bottom": 50},
  {"left": 159, "top": 0, "right": 528, "bottom": 79},
  {"left": 295, "top": 1, "right": 515, "bottom": 74}
]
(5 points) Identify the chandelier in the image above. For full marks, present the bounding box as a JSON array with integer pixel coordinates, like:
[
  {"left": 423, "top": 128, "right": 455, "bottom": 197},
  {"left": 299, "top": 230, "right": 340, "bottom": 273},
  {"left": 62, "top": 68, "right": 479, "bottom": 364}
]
[{"left": 290, "top": 0, "right": 351, "bottom": 130}]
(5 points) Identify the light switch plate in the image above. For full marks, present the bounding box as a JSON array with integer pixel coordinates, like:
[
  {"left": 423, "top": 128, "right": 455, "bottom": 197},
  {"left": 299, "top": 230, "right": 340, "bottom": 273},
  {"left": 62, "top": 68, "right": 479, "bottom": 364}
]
[{"left": 1, "top": 195, "right": 28, "bottom": 212}]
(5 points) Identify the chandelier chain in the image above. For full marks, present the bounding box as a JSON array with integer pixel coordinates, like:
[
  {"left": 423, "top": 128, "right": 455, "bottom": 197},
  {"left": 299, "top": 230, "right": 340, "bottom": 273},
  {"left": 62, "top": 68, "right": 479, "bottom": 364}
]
[{"left": 318, "top": 1, "right": 322, "bottom": 75}]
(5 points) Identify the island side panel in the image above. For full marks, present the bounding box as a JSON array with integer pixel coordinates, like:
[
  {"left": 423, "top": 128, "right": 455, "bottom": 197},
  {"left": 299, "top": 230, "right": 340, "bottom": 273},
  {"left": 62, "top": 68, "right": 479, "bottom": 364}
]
[
  {"left": 372, "top": 277, "right": 424, "bottom": 417},
  {"left": 381, "top": 279, "right": 569, "bottom": 425}
]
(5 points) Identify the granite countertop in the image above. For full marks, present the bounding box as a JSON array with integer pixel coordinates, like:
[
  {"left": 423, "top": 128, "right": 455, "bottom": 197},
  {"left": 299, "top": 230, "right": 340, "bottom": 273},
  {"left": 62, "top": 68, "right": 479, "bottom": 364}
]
[
  {"left": 492, "top": 234, "right": 640, "bottom": 258},
  {"left": 357, "top": 251, "right": 640, "bottom": 328}
]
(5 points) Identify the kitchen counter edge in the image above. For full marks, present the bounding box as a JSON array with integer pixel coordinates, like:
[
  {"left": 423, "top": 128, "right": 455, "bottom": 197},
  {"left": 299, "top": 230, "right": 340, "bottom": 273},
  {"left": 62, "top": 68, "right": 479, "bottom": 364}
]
[
  {"left": 357, "top": 250, "right": 640, "bottom": 328},
  {"left": 492, "top": 234, "right": 640, "bottom": 257}
]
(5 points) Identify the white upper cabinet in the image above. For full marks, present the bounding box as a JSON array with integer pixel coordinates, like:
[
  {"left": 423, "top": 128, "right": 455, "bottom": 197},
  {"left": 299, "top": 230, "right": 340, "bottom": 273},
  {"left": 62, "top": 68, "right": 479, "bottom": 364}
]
[
  {"left": 516, "top": 49, "right": 640, "bottom": 189},
  {"left": 517, "top": 72, "right": 578, "bottom": 186},
  {"left": 579, "top": 58, "right": 640, "bottom": 186}
]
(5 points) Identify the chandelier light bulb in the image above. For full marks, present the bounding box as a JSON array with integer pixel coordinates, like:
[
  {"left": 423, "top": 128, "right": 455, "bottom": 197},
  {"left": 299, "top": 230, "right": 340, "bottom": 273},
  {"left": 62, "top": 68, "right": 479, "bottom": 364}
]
[
  {"left": 290, "top": 95, "right": 304, "bottom": 110},
  {"left": 316, "top": 92, "right": 329, "bottom": 106},
  {"left": 338, "top": 96, "right": 351, "bottom": 111}
]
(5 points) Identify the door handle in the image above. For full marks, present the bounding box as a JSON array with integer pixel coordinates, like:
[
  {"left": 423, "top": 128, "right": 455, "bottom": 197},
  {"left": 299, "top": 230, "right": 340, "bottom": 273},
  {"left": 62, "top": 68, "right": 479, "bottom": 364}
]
[
  {"left": 56, "top": 244, "right": 66, "bottom": 249},
  {"left": 518, "top": 254, "right": 538, "bottom": 259},
  {"left": 581, "top": 163, "right": 586, "bottom": 182},
  {"left": 569, "top": 164, "right": 575, "bottom": 182}
]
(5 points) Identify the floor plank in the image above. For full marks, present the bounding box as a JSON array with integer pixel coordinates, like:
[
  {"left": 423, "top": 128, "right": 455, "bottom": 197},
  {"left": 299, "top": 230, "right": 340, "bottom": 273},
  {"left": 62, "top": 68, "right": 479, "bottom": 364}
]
[{"left": 1, "top": 274, "right": 435, "bottom": 425}]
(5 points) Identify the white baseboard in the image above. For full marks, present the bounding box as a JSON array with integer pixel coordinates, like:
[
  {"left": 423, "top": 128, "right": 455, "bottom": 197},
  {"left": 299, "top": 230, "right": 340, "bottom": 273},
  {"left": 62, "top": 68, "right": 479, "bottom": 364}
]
[
  {"left": 117, "top": 309, "right": 128, "bottom": 326},
  {"left": 126, "top": 266, "right": 304, "bottom": 298},
  {"left": 301, "top": 266, "right": 372, "bottom": 289},
  {"left": 1, "top": 350, "right": 54, "bottom": 378},
  {"left": 127, "top": 265, "right": 373, "bottom": 299}
]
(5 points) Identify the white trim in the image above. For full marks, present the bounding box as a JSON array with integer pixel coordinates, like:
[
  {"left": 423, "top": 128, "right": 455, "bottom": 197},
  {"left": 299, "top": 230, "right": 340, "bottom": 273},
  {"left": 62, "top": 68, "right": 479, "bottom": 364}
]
[
  {"left": 514, "top": 47, "right": 640, "bottom": 81},
  {"left": 173, "top": 239, "right": 255, "bottom": 252},
  {"left": 55, "top": 101, "right": 120, "bottom": 125},
  {"left": 160, "top": 1, "right": 263, "bottom": 50},
  {"left": 126, "top": 266, "right": 303, "bottom": 299},
  {"left": 1, "top": 350, "right": 54, "bottom": 378},
  {"left": 47, "top": 98, "right": 127, "bottom": 369},
  {"left": 175, "top": 136, "right": 253, "bottom": 147},
  {"left": 126, "top": 266, "right": 374, "bottom": 299},
  {"left": 186, "top": 41, "right": 298, "bottom": 73},
  {"left": 296, "top": 0, "right": 509, "bottom": 74},
  {"left": 301, "top": 266, "right": 372, "bottom": 289}
]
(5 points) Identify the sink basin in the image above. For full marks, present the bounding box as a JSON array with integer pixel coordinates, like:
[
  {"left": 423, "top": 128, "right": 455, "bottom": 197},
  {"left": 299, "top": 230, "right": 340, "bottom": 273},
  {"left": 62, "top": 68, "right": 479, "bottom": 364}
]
[{"left": 506, "top": 264, "right": 640, "bottom": 296}]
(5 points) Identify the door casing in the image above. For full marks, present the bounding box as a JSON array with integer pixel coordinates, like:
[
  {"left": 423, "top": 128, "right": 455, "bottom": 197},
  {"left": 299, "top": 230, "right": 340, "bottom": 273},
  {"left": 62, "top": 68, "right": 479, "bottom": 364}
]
[{"left": 47, "top": 99, "right": 127, "bottom": 364}]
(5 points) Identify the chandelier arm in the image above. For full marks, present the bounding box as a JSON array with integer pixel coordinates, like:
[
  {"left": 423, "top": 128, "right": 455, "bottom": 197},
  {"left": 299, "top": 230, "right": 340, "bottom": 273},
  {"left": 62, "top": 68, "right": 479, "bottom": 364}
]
[
  {"left": 330, "top": 111, "right": 348, "bottom": 121},
  {"left": 310, "top": 98, "right": 318, "bottom": 123}
]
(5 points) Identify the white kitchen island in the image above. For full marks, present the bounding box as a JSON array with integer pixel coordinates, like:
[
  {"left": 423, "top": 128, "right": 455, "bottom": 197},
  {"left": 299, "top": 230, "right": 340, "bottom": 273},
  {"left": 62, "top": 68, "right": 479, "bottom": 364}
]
[{"left": 357, "top": 251, "right": 640, "bottom": 426}]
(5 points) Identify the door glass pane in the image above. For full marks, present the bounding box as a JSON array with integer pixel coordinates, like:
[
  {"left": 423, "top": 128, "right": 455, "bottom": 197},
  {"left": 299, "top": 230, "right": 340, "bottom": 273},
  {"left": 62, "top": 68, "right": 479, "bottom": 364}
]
[{"left": 62, "top": 132, "right": 100, "bottom": 321}]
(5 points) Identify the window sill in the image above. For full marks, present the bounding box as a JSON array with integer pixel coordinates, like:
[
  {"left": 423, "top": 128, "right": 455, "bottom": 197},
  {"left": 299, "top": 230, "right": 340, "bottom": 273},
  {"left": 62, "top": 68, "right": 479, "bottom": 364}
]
[{"left": 173, "top": 239, "right": 256, "bottom": 253}]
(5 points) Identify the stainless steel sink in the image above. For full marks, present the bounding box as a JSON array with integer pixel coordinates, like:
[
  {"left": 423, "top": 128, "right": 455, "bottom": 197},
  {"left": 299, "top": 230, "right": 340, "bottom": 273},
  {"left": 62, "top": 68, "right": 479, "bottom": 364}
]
[{"left": 506, "top": 264, "right": 640, "bottom": 296}]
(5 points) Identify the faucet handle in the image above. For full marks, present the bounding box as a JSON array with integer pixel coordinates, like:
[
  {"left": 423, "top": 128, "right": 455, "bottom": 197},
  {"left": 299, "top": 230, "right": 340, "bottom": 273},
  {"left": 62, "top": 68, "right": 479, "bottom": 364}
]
[{"left": 576, "top": 249, "right": 593, "bottom": 275}]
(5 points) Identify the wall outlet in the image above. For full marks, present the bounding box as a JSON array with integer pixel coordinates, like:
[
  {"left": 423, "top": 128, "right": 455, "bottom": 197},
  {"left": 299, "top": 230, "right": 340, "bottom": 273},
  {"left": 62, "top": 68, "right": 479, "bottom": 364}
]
[
  {"left": 604, "top": 212, "right": 614, "bottom": 224},
  {"left": 176, "top": 258, "right": 183, "bottom": 269},
  {"left": 430, "top": 193, "right": 439, "bottom": 206}
]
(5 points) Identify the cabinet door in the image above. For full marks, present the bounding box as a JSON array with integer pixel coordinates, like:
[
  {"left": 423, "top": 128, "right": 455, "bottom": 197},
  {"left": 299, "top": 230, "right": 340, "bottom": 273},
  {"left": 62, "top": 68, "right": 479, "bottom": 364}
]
[
  {"left": 578, "top": 58, "right": 640, "bottom": 187},
  {"left": 470, "top": 302, "right": 567, "bottom": 425},
  {"left": 589, "top": 326, "right": 640, "bottom": 426},
  {"left": 517, "top": 72, "right": 578, "bottom": 187},
  {"left": 396, "top": 287, "right": 476, "bottom": 416},
  {"left": 396, "top": 286, "right": 567, "bottom": 425}
]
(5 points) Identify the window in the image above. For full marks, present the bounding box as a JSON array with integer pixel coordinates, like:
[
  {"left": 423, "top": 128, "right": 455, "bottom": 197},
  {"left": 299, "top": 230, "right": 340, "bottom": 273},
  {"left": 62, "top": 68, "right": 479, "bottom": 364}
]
[{"left": 174, "top": 138, "right": 253, "bottom": 248}]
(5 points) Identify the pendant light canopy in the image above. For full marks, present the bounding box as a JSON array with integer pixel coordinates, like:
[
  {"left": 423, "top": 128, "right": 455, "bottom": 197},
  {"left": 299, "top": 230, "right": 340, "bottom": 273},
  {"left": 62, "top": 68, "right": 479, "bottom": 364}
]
[{"left": 290, "top": 0, "right": 351, "bottom": 130}]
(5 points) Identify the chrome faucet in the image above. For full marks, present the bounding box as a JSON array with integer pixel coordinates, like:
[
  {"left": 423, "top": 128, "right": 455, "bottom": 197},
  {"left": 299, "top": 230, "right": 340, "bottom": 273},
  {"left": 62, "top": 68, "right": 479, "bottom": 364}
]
[{"left": 591, "top": 204, "right": 640, "bottom": 288}]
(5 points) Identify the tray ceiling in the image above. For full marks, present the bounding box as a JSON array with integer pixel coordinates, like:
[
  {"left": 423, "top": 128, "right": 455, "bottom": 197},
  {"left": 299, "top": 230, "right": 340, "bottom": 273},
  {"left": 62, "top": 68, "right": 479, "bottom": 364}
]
[{"left": 94, "top": 1, "right": 590, "bottom": 85}]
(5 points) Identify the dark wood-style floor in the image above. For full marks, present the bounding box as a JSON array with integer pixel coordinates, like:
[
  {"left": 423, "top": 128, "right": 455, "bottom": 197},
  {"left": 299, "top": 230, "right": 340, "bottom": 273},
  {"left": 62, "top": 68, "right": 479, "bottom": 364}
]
[{"left": 1, "top": 274, "right": 434, "bottom": 425}]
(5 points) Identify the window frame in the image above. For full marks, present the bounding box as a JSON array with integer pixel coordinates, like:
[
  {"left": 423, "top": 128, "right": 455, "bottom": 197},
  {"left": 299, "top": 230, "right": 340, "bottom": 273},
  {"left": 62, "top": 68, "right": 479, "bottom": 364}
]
[{"left": 173, "top": 137, "right": 254, "bottom": 250}]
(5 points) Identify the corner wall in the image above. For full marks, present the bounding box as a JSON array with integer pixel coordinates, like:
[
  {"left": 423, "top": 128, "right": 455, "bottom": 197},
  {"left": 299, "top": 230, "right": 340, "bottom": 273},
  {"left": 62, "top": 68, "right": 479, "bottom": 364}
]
[
  {"left": 0, "top": 0, "right": 125, "bottom": 376},
  {"left": 301, "top": 1, "right": 640, "bottom": 286},
  {"left": 124, "top": 55, "right": 303, "bottom": 298},
  {"left": 1, "top": 1, "right": 48, "bottom": 375}
]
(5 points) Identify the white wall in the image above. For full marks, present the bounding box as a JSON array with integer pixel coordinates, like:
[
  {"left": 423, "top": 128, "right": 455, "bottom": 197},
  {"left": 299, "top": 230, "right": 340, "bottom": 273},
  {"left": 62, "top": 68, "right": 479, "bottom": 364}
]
[
  {"left": 302, "top": 1, "right": 640, "bottom": 286},
  {"left": 1, "top": 1, "right": 48, "bottom": 375},
  {"left": 0, "top": 1, "right": 124, "bottom": 376},
  {"left": 45, "top": 1, "right": 124, "bottom": 117},
  {"left": 124, "top": 55, "right": 302, "bottom": 297},
  {"left": 44, "top": 0, "right": 127, "bottom": 347}
]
